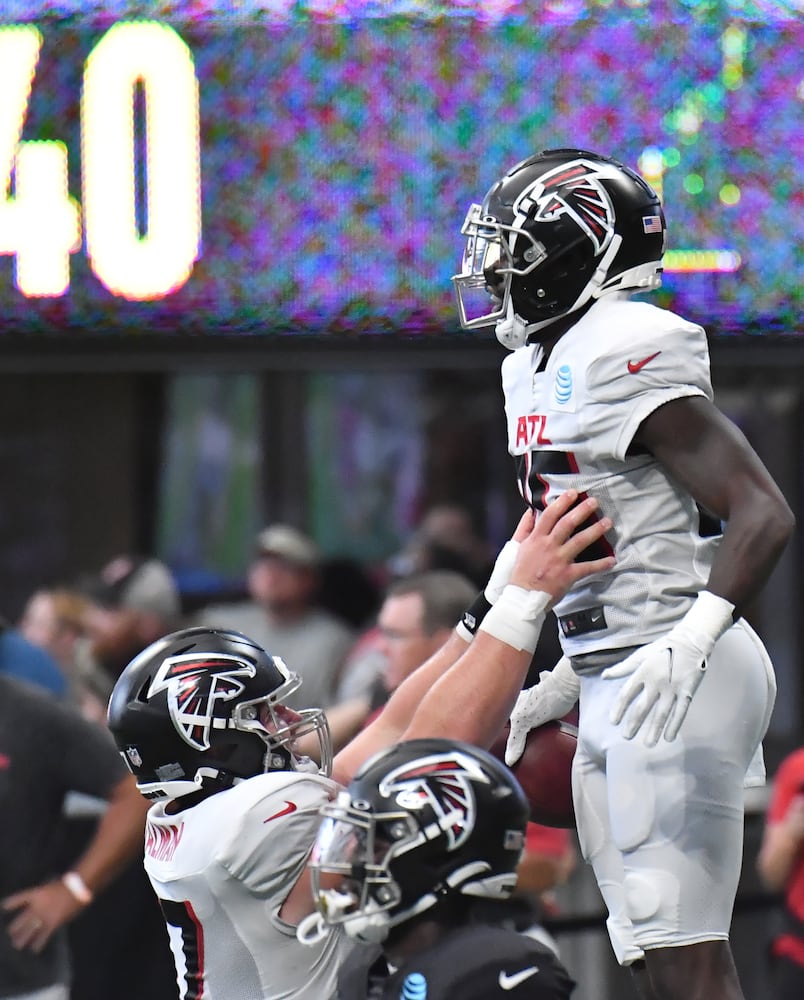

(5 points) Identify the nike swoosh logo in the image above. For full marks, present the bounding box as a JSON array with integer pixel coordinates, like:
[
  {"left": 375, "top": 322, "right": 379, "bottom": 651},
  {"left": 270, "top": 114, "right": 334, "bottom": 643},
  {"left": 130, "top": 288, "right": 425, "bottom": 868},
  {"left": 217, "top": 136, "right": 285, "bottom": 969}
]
[
  {"left": 627, "top": 351, "right": 661, "bottom": 374},
  {"left": 498, "top": 966, "right": 539, "bottom": 990},
  {"left": 263, "top": 801, "right": 297, "bottom": 823}
]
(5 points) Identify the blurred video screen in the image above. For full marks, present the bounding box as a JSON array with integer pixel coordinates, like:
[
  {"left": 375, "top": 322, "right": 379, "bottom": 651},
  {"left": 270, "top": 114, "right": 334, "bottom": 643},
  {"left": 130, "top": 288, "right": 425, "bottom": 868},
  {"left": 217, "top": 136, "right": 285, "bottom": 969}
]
[{"left": 0, "top": 1, "right": 801, "bottom": 339}]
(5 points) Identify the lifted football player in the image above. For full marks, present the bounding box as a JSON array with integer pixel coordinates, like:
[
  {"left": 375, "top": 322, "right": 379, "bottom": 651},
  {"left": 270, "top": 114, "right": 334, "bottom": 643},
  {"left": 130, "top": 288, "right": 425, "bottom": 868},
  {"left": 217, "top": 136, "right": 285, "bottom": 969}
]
[{"left": 452, "top": 147, "right": 794, "bottom": 1000}]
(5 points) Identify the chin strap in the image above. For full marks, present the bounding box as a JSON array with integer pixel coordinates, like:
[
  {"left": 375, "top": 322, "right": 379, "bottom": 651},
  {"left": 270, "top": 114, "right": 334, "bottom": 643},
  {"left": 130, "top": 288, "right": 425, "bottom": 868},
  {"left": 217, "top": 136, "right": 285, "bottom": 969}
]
[
  {"left": 494, "top": 299, "right": 537, "bottom": 350},
  {"left": 296, "top": 911, "right": 330, "bottom": 947}
]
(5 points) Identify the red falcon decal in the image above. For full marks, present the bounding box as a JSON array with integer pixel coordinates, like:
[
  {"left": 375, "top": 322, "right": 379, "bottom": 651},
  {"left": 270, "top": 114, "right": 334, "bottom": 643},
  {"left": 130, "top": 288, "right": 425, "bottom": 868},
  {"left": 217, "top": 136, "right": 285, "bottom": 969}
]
[
  {"left": 512, "top": 158, "right": 616, "bottom": 256},
  {"left": 379, "top": 751, "right": 490, "bottom": 850},
  {"left": 148, "top": 653, "right": 256, "bottom": 751}
]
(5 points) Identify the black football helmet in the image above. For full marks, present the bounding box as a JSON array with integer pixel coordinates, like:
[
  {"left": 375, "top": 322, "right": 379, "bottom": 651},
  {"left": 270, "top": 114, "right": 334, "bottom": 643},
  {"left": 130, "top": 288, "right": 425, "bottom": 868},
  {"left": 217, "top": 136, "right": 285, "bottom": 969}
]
[
  {"left": 308, "top": 738, "right": 528, "bottom": 943},
  {"left": 107, "top": 626, "right": 332, "bottom": 799},
  {"left": 452, "top": 148, "right": 666, "bottom": 348}
]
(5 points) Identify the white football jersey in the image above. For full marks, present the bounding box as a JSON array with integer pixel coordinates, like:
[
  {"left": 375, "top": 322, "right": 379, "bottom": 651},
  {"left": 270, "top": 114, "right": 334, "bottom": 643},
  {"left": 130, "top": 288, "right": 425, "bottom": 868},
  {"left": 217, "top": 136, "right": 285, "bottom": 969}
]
[
  {"left": 143, "top": 770, "right": 352, "bottom": 1000},
  {"left": 502, "top": 294, "right": 718, "bottom": 659}
]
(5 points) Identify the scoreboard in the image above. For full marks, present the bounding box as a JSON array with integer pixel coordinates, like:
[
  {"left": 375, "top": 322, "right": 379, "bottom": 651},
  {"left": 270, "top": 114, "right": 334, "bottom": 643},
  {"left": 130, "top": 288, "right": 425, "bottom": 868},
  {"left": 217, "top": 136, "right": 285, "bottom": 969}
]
[{"left": 0, "top": 1, "right": 801, "bottom": 341}]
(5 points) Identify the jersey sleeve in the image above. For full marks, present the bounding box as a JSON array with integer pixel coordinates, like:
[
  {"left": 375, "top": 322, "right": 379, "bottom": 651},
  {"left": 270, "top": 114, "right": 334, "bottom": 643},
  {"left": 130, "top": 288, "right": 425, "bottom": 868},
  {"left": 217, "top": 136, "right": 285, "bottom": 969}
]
[
  {"left": 215, "top": 773, "right": 334, "bottom": 898},
  {"left": 584, "top": 311, "right": 713, "bottom": 461}
]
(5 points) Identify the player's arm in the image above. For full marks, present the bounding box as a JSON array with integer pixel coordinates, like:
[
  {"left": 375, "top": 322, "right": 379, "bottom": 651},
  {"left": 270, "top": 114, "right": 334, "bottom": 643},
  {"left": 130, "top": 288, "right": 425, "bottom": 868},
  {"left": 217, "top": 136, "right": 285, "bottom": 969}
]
[
  {"left": 331, "top": 629, "right": 472, "bottom": 784},
  {"left": 602, "top": 394, "right": 794, "bottom": 745},
  {"left": 634, "top": 394, "right": 794, "bottom": 612},
  {"left": 333, "top": 492, "right": 613, "bottom": 785}
]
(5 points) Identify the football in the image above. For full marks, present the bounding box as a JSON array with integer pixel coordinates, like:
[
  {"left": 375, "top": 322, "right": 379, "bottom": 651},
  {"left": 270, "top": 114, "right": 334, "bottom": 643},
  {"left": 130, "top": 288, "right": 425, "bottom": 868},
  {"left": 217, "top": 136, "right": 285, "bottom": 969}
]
[{"left": 489, "top": 710, "right": 578, "bottom": 829}]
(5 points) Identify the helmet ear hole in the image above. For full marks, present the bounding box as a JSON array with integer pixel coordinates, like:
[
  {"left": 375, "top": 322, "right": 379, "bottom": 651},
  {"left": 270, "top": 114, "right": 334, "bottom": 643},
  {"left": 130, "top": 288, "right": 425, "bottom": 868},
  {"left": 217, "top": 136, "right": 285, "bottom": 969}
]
[{"left": 135, "top": 676, "right": 152, "bottom": 703}]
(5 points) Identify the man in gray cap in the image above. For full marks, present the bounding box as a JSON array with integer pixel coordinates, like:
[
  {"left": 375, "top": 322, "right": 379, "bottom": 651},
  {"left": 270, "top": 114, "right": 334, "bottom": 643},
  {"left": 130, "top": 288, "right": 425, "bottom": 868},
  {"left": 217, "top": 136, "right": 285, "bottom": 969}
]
[{"left": 193, "top": 524, "right": 354, "bottom": 712}]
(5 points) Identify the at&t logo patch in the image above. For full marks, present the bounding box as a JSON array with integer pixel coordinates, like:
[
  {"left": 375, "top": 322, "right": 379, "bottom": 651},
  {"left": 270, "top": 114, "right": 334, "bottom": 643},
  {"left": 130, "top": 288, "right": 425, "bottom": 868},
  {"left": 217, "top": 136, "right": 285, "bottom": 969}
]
[
  {"left": 554, "top": 364, "right": 574, "bottom": 407},
  {"left": 400, "top": 971, "right": 427, "bottom": 998}
]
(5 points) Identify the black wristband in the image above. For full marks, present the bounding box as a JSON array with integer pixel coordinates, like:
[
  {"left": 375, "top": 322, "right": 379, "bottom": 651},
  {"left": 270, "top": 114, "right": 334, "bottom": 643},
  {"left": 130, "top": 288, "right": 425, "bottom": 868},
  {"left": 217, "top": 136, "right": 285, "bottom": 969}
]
[{"left": 459, "top": 591, "right": 493, "bottom": 636}]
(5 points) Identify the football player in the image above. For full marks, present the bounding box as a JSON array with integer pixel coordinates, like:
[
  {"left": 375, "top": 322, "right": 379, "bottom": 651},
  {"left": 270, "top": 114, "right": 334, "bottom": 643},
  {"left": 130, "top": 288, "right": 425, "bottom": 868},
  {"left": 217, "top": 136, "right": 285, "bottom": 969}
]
[
  {"left": 107, "top": 490, "right": 613, "bottom": 1000},
  {"left": 308, "top": 737, "right": 576, "bottom": 999},
  {"left": 453, "top": 147, "right": 794, "bottom": 1000}
]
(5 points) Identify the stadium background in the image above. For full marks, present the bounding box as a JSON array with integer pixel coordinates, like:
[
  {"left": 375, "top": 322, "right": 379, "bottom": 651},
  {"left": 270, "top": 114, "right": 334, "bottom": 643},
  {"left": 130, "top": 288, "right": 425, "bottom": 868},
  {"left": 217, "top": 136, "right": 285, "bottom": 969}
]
[{"left": 0, "top": 2, "right": 801, "bottom": 996}]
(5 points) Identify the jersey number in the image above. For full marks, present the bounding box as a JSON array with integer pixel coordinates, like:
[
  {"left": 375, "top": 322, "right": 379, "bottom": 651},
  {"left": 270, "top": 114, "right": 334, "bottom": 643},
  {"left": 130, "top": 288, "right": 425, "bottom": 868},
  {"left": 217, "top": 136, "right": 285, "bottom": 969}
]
[{"left": 516, "top": 451, "right": 615, "bottom": 562}]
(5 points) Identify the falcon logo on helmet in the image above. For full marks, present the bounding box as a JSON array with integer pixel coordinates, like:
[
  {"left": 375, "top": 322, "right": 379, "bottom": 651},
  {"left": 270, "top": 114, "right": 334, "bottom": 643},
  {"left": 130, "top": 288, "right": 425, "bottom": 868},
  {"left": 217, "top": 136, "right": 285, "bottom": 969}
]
[
  {"left": 380, "top": 751, "right": 489, "bottom": 851},
  {"left": 148, "top": 654, "right": 258, "bottom": 751},
  {"left": 513, "top": 159, "right": 616, "bottom": 256}
]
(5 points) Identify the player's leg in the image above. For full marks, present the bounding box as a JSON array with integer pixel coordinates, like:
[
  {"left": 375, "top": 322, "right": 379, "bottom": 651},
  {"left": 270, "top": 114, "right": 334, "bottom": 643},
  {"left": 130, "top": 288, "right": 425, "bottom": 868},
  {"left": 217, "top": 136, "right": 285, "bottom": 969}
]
[
  {"left": 641, "top": 940, "right": 743, "bottom": 1000},
  {"left": 576, "top": 621, "right": 774, "bottom": 999},
  {"left": 572, "top": 726, "right": 659, "bottom": 999},
  {"left": 613, "top": 622, "right": 772, "bottom": 997},
  {"left": 571, "top": 724, "right": 647, "bottom": 971}
]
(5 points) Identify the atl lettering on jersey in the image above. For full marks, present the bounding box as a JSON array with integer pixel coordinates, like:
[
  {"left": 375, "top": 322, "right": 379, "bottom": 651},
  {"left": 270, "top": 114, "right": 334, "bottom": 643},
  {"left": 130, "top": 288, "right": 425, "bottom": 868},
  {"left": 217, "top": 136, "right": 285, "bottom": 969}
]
[{"left": 515, "top": 414, "right": 552, "bottom": 448}]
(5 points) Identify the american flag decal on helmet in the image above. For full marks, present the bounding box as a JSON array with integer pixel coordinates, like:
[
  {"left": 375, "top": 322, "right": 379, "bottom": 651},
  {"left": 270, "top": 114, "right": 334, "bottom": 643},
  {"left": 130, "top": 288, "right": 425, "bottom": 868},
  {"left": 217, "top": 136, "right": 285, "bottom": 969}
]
[
  {"left": 512, "top": 159, "right": 617, "bottom": 256},
  {"left": 148, "top": 653, "right": 256, "bottom": 751}
]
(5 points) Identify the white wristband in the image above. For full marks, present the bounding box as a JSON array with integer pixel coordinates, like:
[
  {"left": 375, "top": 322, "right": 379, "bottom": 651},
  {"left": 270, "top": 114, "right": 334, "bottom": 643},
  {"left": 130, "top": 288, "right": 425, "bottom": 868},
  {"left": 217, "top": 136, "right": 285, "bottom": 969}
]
[
  {"left": 684, "top": 590, "right": 735, "bottom": 652},
  {"left": 454, "top": 620, "right": 475, "bottom": 644},
  {"left": 478, "top": 584, "right": 550, "bottom": 654},
  {"left": 62, "top": 871, "right": 93, "bottom": 905}
]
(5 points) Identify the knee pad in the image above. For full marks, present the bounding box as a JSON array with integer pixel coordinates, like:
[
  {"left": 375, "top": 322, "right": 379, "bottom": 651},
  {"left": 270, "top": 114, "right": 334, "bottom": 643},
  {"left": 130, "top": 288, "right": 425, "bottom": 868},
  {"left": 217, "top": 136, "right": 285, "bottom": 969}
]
[{"left": 606, "top": 744, "right": 659, "bottom": 853}]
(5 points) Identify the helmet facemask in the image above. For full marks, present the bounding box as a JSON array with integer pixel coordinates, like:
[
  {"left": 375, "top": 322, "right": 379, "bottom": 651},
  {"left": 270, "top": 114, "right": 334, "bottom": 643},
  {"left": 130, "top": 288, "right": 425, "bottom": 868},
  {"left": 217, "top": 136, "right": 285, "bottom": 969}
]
[
  {"left": 310, "top": 796, "right": 431, "bottom": 944},
  {"left": 238, "top": 691, "right": 333, "bottom": 777},
  {"left": 452, "top": 202, "right": 548, "bottom": 332}
]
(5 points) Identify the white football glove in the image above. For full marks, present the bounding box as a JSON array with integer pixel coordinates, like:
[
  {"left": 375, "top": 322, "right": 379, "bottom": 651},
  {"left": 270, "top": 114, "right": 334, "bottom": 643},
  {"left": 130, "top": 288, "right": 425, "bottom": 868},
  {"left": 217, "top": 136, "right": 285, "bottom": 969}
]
[
  {"left": 505, "top": 656, "right": 579, "bottom": 766},
  {"left": 602, "top": 591, "right": 735, "bottom": 746}
]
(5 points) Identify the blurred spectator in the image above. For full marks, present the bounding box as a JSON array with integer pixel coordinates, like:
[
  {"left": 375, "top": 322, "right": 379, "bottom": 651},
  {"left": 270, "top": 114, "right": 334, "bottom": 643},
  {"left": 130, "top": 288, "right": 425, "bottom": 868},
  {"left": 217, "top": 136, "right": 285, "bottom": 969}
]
[
  {"left": 0, "top": 674, "right": 151, "bottom": 1000},
  {"left": 193, "top": 524, "right": 354, "bottom": 711},
  {"left": 311, "top": 570, "right": 477, "bottom": 756},
  {"left": 18, "top": 588, "right": 108, "bottom": 723},
  {"left": 0, "top": 617, "right": 67, "bottom": 698},
  {"left": 79, "top": 555, "right": 184, "bottom": 686},
  {"left": 757, "top": 747, "right": 804, "bottom": 999},
  {"left": 512, "top": 822, "right": 578, "bottom": 956},
  {"left": 387, "top": 503, "right": 495, "bottom": 589}
]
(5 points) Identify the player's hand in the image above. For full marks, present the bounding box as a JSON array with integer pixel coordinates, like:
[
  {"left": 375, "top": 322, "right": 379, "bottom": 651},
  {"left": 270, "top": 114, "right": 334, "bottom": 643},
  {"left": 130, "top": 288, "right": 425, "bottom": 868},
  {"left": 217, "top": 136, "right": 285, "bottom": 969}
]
[
  {"left": 483, "top": 510, "right": 534, "bottom": 605},
  {"left": 602, "top": 591, "right": 735, "bottom": 745},
  {"left": 505, "top": 656, "right": 579, "bottom": 766},
  {"left": 509, "top": 490, "right": 615, "bottom": 602}
]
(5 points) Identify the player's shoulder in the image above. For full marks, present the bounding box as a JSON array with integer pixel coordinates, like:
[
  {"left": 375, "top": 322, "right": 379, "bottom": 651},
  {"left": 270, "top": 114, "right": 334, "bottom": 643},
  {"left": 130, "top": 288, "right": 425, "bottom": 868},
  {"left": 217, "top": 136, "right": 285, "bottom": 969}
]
[
  {"left": 575, "top": 297, "right": 711, "bottom": 404},
  {"left": 580, "top": 295, "right": 706, "bottom": 356},
  {"left": 224, "top": 769, "right": 337, "bottom": 813},
  {"left": 165, "top": 771, "right": 336, "bottom": 834}
]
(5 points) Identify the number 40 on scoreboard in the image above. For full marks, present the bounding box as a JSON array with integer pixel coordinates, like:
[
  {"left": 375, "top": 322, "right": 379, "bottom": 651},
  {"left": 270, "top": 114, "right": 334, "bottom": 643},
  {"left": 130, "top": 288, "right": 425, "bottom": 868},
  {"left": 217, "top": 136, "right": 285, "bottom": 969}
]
[{"left": 0, "top": 20, "right": 202, "bottom": 301}]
